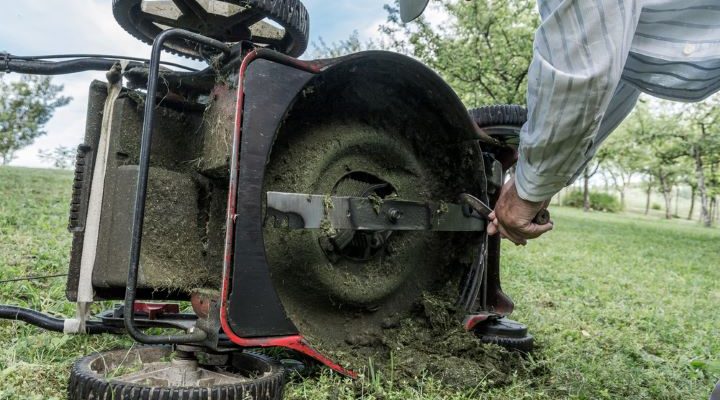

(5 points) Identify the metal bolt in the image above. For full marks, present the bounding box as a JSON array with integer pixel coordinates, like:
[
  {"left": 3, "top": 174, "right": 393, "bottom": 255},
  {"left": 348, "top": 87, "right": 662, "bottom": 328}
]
[{"left": 387, "top": 208, "right": 402, "bottom": 223}]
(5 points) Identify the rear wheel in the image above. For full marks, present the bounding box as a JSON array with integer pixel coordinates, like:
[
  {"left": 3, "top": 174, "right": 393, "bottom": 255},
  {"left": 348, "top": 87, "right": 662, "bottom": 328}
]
[
  {"left": 67, "top": 346, "right": 285, "bottom": 400},
  {"left": 474, "top": 317, "right": 534, "bottom": 353}
]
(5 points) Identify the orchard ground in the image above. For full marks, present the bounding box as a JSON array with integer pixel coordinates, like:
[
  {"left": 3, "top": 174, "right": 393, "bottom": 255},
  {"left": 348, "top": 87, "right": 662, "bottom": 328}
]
[{"left": 1, "top": 166, "right": 718, "bottom": 399}]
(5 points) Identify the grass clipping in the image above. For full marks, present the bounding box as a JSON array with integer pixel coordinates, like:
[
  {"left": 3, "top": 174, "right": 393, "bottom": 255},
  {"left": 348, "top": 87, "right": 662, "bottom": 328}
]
[{"left": 322, "top": 288, "right": 526, "bottom": 390}]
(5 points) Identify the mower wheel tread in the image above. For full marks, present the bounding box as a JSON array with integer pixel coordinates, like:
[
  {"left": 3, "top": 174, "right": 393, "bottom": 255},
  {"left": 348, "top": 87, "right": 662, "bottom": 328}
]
[
  {"left": 68, "top": 347, "right": 285, "bottom": 400},
  {"left": 112, "top": 0, "right": 309, "bottom": 59},
  {"left": 468, "top": 104, "right": 527, "bottom": 127},
  {"left": 478, "top": 334, "right": 534, "bottom": 353}
]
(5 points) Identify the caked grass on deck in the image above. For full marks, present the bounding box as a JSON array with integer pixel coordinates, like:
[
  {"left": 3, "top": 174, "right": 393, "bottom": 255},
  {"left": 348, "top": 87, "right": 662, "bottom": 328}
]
[{"left": 0, "top": 166, "right": 718, "bottom": 399}]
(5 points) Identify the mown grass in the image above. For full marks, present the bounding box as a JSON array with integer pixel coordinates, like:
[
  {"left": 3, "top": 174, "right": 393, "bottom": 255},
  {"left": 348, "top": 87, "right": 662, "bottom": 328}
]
[{"left": 0, "top": 166, "right": 718, "bottom": 399}]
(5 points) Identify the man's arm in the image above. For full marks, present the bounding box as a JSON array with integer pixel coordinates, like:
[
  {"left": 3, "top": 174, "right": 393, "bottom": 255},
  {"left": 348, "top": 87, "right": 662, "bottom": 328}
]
[
  {"left": 516, "top": 0, "right": 642, "bottom": 202},
  {"left": 490, "top": 0, "right": 642, "bottom": 244}
]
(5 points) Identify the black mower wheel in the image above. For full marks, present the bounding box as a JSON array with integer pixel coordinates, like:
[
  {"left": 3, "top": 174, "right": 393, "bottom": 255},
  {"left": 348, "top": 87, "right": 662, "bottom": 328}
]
[
  {"left": 112, "top": 0, "right": 309, "bottom": 59},
  {"left": 469, "top": 104, "right": 527, "bottom": 127},
  {"left": 474, "top": 317, "right": 534, "bottom": 353},
  {"left": 67, "top": 346, "right": 285, "bottom": 400},
  {"left": 478, "top": 334, "right": 534, "bottom": 353},
  {"left": 469, "top": 105, "right": 527, "bottom": 146}
]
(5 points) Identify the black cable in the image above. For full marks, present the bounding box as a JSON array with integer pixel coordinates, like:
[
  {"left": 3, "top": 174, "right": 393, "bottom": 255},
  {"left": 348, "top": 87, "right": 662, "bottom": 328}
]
[
  {"left": 0, "top": 305, "right": 122, "bottom": 334},
  {"left": 10, "top": 53, "right": 198, "bottom": 71},
  {"left": 0, "top": 273, "right": 67, "bottom": 284},
  {"left": 7, "top": 58, "right": 127, "bottom": 75}
]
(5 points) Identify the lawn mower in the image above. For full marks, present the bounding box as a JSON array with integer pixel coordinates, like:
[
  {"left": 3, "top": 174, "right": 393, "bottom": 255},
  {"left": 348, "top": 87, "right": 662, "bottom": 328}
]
[{"left": 0, "top": 0, "right": 535, "bottom": 398}]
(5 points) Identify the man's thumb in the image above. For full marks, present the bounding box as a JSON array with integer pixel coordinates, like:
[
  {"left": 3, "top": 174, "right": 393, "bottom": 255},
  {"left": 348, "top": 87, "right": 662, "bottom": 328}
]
[{"left": 525, "top": 221, "right": 554, "bottom": 238}]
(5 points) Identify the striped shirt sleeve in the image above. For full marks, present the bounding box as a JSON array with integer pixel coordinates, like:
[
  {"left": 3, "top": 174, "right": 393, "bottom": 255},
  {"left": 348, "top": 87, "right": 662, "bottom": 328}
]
[{"left": 515, "top": 0, "right": 642, "bottom": 201}]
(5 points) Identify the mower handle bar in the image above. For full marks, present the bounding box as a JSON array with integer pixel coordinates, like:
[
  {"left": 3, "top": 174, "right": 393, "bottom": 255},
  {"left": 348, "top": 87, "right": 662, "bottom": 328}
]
[{"left": 124, "top": 28, "right": 230, "bottom": 345}]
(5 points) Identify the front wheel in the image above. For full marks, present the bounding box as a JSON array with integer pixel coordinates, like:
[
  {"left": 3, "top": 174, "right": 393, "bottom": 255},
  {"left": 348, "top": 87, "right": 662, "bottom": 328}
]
[{"left": 67, "top": 346, "right": 285, "bottom": 400}]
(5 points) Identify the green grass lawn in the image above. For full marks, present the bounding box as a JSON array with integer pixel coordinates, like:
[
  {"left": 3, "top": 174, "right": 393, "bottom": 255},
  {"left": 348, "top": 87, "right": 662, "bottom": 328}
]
[{"left": 1, "top": 166, "right": 718, "bottom": 399}]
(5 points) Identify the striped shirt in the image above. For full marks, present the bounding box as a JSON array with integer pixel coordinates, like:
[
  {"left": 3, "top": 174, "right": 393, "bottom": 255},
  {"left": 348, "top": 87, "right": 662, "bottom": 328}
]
[{"left": 516, "top": 0, "right": 720, "bottom": 201}]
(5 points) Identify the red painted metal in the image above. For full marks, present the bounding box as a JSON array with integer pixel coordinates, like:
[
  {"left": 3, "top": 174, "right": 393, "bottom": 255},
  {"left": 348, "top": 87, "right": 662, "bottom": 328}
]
[
  {"left": 190, "top": 291, "right": 213, "bottom": 319},
  {"left": 463, "top": 312, "right": 494, "bottom": 331},
  {"left": 219, "top": 49, "right": 355, "bottom": 378},
  {"left": 133, "top": 302, "right": 180, "bottom": 320}
]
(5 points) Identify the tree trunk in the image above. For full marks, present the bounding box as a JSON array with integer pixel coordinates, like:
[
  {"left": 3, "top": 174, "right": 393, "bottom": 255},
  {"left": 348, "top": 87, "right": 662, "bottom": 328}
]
[
  {"left": 692, "top": 145, "right": 712, "bottom": 227},
  {"left": 583, "top": 168, "right": 590, "bottom": 212},
  {"left": 688, "top": 186, "right": 696, "bottom": 220},
  {"left": 645, "top": 185, "right": 652, "bottom": 215},
  {"left": 674, "top": 186, "right": 679, "bottom": 216},
  {"left": 659, "top": 175, "right": 673, "bottom": 219},
  {"left": 663, "top": 190, "right": 673, "bottom": 219},
  {"left": 620, "top": 189, "right": 626, "bottom": 211}
]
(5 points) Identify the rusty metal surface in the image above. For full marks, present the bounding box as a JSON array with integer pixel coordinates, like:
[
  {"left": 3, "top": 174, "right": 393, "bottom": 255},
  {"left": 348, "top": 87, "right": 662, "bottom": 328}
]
[{"left": 218, "top": 50, "right": 356, "bottom": 377}]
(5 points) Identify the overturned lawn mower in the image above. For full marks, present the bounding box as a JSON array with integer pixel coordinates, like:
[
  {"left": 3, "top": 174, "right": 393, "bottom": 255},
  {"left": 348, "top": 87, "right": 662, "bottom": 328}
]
[{"left": 1, "top": 0, "right": 539, "bottom": 398}]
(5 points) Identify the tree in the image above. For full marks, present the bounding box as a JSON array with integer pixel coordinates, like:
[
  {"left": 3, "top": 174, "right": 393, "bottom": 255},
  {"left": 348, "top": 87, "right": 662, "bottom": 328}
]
[
  {"left": 679, "top": 97, "right": 720, "bottom": 227},
  {"left": 380, "top": 0, "right": 538, "bottom": 107},
  {"left": 600, "top": 122, "right": 646, "bottom": 210},
  {"left": 641, "top": 175, "right": 655, "bottom": 215},
  {"left": 580, "top": 160, "right": 604, "bottom": 212},
  {"left": 312, "top": 30, "right": 378, "bottom": 58},
  {"left": 628, "top": 104, "right": 685, "bottom": 219},
  {"left": 613, "top": 97, "right": 720, "bottom": 225},
  {"left": 0, "top": 74, "right": 71, "bottom": 165},
  {"left": 706, "top": 145, "right": 720, "bottom": 225},
  {"left": 38, "top": 145, "right": 75, "bottom": 169}
]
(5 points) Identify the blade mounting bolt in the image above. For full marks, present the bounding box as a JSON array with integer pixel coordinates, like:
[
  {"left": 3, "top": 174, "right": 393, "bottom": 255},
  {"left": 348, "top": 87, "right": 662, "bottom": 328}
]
[{"left": 387, "top": 208, "right": 403, "bottom": 223}]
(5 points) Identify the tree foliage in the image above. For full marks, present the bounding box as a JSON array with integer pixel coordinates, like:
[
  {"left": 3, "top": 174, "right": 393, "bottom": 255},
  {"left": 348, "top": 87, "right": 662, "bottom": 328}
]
[
  {"left": 38, "top": 145, "right": 75, "bottom": 169},
  {"left": 312, "top": 30, "right": 378, "bottom": 58},
  {"left": 0, "top": 74, "right": 71, "bottom": 165},
  {"left": 380, "top": 0, "right": 538, "bottom": 106},
  {"left": 314, "top": 1, "right": 537, "bottom": 105},
  {"left": 678, "top": 98, "right": 720, "bottom": 226},
  {"left": 600, "top": 111, "right": 649, "bottom": 208},
  {"left": 616, "top": 98, "right": 720, "bottom": 224}
]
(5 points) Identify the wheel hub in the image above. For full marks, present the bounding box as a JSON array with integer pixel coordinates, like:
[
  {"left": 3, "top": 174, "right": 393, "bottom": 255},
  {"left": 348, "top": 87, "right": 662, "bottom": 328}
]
[
  {"left": 69, "top": 346, "right": 285, "bottom": 399},
  {"left": 90, "top": 349, "right": 248, "bottom": 387},
  {"left": 320, "top": 171, "right": 397, "bottom": 263}
]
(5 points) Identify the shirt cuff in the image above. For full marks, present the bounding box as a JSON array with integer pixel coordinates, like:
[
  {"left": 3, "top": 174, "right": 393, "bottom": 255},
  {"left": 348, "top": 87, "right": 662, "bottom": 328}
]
[{"left": 514, "top": 160, "right": 569, "bottom": 202}]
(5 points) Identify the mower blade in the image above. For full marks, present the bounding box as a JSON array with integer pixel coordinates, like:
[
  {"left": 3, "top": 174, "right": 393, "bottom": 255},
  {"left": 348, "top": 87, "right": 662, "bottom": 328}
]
[{"left": 265, "top": 192, "right": 485, "bottom": 232}]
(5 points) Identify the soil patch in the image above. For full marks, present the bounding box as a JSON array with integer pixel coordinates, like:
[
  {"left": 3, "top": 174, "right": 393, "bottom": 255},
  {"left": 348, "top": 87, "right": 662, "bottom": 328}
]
[{"left": 310, "top": 287, "right": 527, "bottom": 389}]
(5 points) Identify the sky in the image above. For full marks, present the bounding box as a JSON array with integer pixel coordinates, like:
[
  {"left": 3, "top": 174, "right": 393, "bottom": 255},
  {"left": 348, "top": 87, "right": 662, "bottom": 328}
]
[{"left": 0, "top": 0, "right": 430, "bottom": 167}]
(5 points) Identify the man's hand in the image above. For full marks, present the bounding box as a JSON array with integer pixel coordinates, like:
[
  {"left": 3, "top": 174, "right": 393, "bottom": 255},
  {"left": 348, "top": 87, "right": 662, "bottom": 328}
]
[{"left": 487, "top": 177, "right": 553, "bottom": 245}]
